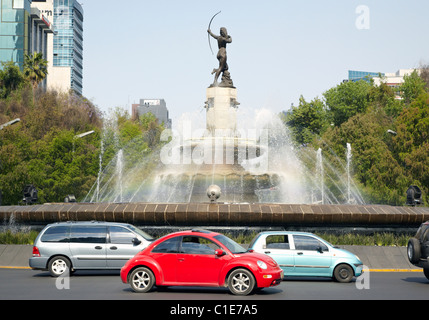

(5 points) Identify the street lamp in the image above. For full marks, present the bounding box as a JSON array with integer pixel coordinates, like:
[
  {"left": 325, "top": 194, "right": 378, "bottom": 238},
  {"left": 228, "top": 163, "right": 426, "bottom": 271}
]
[
  {"left": 387, "top": 129, "right": 397, "bottom": 135},
  {"left": 74, "top": 130, "right": 95, "bottom": 139},
  {"left": 0, "top": 118, "right": 20, "bottom": 130},
  {"left": 73, "top": 130, "right": 95, "bottom": 154}
]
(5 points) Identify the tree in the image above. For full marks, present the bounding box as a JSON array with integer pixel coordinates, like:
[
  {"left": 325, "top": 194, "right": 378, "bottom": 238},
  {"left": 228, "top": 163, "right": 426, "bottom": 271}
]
[
  {"left": 369, "top": 80, "right": 402, "bottom": 117},
  {"left": 283, "top": 96, "right": 328, "bottom": 145},
  {"left": 419, "top": 65, "right": 429, "bottom": 91},
  {"left": 400, "top": 70, "right": 426, "bottom": 104},
  {"left": 281, "top": 68, "right": 429, "bottom": 206},
  {"left": 392, "top": 91, "right": 429, "bottom": 202},
  {"left": 321, "top": 110, "right": 407, "bottom": 205},
  {"left": 23, "top": 52, "right": 48, "bottom": 103},
  {"left": 0, "top": 61, "right": 26, "bottom": 98},
  {"left": 324, "top": 80, "right": 372, "bottom": 126},
  {"left": 23, "top": 52, "right": 48, "bottom": 90},
  {"left": 0, "top": 86, "right": 103, "bottom": 205}
]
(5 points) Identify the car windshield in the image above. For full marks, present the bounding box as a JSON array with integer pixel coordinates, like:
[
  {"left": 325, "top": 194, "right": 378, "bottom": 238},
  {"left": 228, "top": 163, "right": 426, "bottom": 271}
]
[
  {"left": 214, "top": 234, "right": 247, "bottom": 254},
  {"left": 127, "top": 225, "right": 154, "bottom": 241}
]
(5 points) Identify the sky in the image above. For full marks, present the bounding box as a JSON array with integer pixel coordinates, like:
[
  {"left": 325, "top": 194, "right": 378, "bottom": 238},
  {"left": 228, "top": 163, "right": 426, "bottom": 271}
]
[{"left": 81, "top": 0, "right": 429, "bottom": 125}]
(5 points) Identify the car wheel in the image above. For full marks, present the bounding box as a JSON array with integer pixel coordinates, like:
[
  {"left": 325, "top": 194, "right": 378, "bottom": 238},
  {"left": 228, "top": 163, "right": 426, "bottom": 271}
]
[
  {"left": 407, "top": 238, "right": 421, "bottom": 264},
  {"left": 129, "top": 267, "right": 155, "bottom": 293},
  {"left": 333, "top": 264, "right": 354, "bottom": 283},
  {"left": 423, "top": 269, "right": 429, "bottom": 281},
  {"left": 227, "top": 268, "right": 255, "bottom": 296},
  {"left": 48, "top": 256, "right": 71, "bottom": 277}
]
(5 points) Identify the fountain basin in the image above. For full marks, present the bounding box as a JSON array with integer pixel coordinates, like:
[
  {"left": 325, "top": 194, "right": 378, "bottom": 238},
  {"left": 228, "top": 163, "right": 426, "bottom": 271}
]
[{"left": 1, "top": 202, "right": 428, "bottom": 228}]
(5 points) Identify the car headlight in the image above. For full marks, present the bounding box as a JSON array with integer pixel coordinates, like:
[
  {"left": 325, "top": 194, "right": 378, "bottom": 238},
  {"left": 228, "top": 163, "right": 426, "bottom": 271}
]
[{"left": 257, "top": 260, "right": 267, "bottom": 269}]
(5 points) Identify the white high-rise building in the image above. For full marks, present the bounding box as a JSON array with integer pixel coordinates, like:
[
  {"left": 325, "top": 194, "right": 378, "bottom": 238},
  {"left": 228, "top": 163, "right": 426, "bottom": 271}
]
[{"left": 31, "top": 0, "right": 83, "bottom": 95}]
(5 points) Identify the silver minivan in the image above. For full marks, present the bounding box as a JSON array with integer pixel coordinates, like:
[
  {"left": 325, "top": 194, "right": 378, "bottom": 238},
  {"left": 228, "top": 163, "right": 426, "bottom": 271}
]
[{"left": 29, "top": 221, "right": 154, "bottom": 276}]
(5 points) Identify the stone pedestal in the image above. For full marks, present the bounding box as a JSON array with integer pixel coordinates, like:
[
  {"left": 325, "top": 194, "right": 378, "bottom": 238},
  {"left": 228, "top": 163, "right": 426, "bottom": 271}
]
[{"left": 205, "top": 86, "right": 239, "bottom": 134}]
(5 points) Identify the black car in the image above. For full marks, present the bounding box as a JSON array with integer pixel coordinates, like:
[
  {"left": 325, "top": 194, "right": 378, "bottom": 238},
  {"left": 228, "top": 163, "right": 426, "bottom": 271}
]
[{"left": 407, "top": 221, "right": 429, "bottom": 280}]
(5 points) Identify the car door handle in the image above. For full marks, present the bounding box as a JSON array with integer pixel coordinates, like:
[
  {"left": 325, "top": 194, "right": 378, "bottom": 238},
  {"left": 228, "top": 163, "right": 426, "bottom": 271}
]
[
  {"left": 94, "top": 246, "right": 103, "bottom": 250},
  {"left": 178, "top": 258, "right": 185, "bottom": 262},
  {"left": 264, "top": 251, "right": 271, "bottom": 254},
  {"left": 297, "top": 252, "right": 303, "bottom": 255},
  {"left": 110, "top": 246, "right": 117, "bottom": 250}
]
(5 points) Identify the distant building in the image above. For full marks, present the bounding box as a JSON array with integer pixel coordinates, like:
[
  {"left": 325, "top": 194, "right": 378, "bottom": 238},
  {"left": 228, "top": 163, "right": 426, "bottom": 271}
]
[
  {"left": 0, "top": 0, "right": 83, "bottom": 95},
  {"left": 32, "top": 0, "right": 84, "bottom": 95},
  {"left": 30, "top": 6, "right": 55, "bottom": 89},
  {"left": 373, "top": 68, "right": 419, "bottom": 85},
  {"left": 348, "top": 69, "right": 421, "bottom": 99},
  {"left": 348, "top": 70, "right": 384, "bottom": 83},
  {"left": 0, "top": 0, "right": 54, "bottom": 70},
  {"left": 31, "top": 7, "right": 55, "bottom": 59},
  {"left": 0, "top": 0, "right": 32, "bottom": 69},
  {"left": 132, "top": 99, "right": 172, "bottom": 128},
  {"left": 373, "top": 69, "right": 421, "bottom": 99}
]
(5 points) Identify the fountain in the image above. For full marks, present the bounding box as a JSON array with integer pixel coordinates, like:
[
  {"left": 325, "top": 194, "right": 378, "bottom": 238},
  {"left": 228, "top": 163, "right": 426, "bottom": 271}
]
[
  {"left": 315, "top": 148, "right": 324, "bottom": 204},
  {"left": 346, "top": 143, "right": 352, "bottom": 204},
  {"left": 83, "top": 103, "right": 365, "bottom": 206},
  {"left": 83, "top": 24, "right": 365, "bottom": 206}
]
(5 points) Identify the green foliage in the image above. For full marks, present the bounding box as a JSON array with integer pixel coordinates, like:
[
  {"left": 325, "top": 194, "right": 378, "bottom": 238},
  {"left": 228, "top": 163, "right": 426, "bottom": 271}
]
[
  {"left": 324, "top": 80, "right": 372, "bottom": 126},
  {"left": 400, "top": 70, "right": 427, "bottom": 104},
  {"left": 0, "top": 97, "right": 101, "bottom": 204},
  {"left": 283, "top": 68, "right": 429, "bottom": 206},
  {"left": 283, "top": 96, "right": 328, "bottom": 145},
  {"left": 0, "top": 64, "right": 166, "bottom": 206},
  {"left": 0, "top": 229, "right": 39, "bottom": 245},
  {"left": 317, "top": 232, "right": 412, "bottom": 247},
  {"left": 0, "top": 61, "right": 27, "bottom": 99},
  {"left": 97, "top": 108, "right": 164, "bottom": 174},
  {"left": 392, "top": 91, "right": 429, "bottom": 197},
  {"left": 24, "top": 52, "right": 48, "bottom": 90}
]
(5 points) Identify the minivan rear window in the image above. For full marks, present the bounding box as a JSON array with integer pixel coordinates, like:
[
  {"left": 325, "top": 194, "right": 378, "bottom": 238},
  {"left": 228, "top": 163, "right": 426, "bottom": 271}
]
[{"left": 41, "top": 226, "right": 70, "bottom": 243}]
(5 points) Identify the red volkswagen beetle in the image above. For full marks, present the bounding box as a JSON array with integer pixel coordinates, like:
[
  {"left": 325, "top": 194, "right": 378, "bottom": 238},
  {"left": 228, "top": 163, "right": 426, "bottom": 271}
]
[{"left": 120, "top": 229, "right": 283, "bottom": 295}]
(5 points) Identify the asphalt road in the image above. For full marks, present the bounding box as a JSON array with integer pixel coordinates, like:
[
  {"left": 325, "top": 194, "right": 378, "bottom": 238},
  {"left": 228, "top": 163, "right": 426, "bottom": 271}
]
[{"left": 0, "top": 268, "right": 427, "bottom": 302}]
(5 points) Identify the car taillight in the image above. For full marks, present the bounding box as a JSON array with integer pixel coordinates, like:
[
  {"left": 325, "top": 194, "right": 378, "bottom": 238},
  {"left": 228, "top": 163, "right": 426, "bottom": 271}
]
[{"left": 32, "top": 246, "right": 40, "bottom": 257}]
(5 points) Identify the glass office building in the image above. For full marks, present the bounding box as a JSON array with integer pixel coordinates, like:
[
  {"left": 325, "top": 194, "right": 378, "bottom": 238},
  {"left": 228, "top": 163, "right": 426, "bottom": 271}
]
[
  {"left": 348, "top": 70, "right": 384, "bottom": 83},
  {"left": 0, "top": 0, "right": 31, "bottom": 69},
  {"left": 52, "top": 0, "right": 83, "bottom": 95}
]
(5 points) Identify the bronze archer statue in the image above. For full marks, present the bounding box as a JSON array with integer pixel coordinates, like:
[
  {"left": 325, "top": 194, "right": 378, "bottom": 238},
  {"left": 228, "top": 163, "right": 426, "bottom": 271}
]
[{"left": 207, "top": 26, "right": 234, "bottom": 88}]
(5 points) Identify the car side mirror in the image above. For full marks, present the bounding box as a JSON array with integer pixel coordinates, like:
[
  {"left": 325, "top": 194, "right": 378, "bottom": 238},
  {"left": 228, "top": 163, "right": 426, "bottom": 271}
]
[
  {"left": 132, "top": 238, "right": 141, "bottom": 245},
  {"left": 215, "top": 249, "right": 225, "bottom": 257},
  {"left": 316, "top": 246, "right": 323, "bottom": 253}
]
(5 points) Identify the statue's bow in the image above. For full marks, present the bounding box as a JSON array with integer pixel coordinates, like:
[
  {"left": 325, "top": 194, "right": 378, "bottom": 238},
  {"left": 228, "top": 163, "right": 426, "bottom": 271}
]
[{"left": 208, "top": 11, "right": 221, "bottom": 55}]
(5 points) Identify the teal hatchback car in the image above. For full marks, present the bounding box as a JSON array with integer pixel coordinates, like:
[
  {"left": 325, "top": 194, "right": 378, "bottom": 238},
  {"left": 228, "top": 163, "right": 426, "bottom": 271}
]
[{"left": 249, "top": 231, "right": 363, "bottom": 283}]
